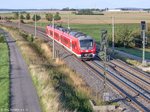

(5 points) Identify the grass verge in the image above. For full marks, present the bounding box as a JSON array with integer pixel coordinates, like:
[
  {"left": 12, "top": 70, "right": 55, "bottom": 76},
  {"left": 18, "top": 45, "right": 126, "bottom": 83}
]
[
  {"left": 0, "top": 32, "right": 10, "bottom": 110},
  {"left": 112, "top": 51, "right": 141, "bottom": 66},
  {"left": 116, "top": 47, "right": 150, "bottom": 60}
]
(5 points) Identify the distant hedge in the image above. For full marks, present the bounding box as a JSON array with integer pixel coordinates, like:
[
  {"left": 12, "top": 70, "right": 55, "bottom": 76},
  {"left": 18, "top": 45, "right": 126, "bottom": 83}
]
[{"left": 75, "top": 9, "right": 104, "bottom": 15}]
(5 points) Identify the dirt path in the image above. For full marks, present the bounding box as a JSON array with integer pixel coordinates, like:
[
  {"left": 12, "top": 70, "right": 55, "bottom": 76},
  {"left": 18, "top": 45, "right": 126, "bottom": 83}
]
[{"left": 4, "top": 30, "right": 41, "bottom": 112}]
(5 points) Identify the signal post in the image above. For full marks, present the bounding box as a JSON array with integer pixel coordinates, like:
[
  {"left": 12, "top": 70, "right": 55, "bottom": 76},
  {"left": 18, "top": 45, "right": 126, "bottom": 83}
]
[{"left": 141, "top": 21, "right": 147, "bottom": 66}]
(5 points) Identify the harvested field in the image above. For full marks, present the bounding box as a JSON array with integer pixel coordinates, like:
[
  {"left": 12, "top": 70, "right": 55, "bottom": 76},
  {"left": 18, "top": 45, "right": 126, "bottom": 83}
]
[
  {"left": 60, "top": 12, "right": 150, "bottom": 24},
  {"left": 1, "top": 11, "right": 150, "bottom": 24}
]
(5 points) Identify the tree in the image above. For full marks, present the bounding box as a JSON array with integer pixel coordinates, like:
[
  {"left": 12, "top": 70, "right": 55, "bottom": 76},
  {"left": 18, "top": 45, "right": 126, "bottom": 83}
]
[
  {"left": 54, "top": 12, "right": 61, "bottom": 21},
  {"left": 116, "top": 26, "right": 134, "bottom": 48},
  {"left": 20, "top": 14, "right": 25, "bottom": 20},
  {"left": 26, "top": 13, "right": 30, "bottom": 20},
  {"left": 13, "top": 12, "right": 19, "bottom": 19},
  {"left": 32, "top": 15, "right": 41, "bottom": 21},
  {"left": 45, "top": 13, "right": 53, "bottom": 21}
]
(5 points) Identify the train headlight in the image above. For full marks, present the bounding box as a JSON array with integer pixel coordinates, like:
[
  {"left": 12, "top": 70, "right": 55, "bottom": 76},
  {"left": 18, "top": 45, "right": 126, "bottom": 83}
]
[{"left": 85, "top": 54, "right": 88, "bottom": 56}]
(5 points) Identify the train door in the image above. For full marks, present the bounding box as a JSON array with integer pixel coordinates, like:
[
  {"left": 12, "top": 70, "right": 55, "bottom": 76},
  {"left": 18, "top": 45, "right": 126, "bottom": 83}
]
[
  {"left": 54, "top": 32, "right": 59, "bottom": 41},
  {"left": 59, "top": 32, "right": 62, "bottom": 42},
  {"left": 70, "top": 39, "right": 72, "bottom": 50},
  {"left": 72, "top": 39, "right": 79, "bottom": 54}
]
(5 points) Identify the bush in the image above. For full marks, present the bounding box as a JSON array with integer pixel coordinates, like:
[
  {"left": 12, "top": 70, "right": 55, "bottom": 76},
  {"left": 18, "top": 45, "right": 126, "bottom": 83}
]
[
  {"left": 20, "top": 19, "right": 25, "bottom": 24},
  {"left": 19, "top": 32, "right": 28, "bottom": 38},
  {"left": 26, "top": 13, "right": 30, "bottom": 20},
  {"left": 0, "top": 34, "right": 5, "bottom": 43},
  {"left": 52, "top": 71, "right": 93, "bottom": 112},
  {"left": 45, "top": 13, "right": 53, "bottom": 21},
  {"left": 54, "top": 12, "right": 61, "bottom": 21},
  {"left": 28, "top": 34, "right": 34, "bottom": 42},
  {"left": 32, "top": 15, "right": 41, "bottom": 21},
  {"left": 19, "top": 32, "right": 34, "bottom": 42},
  {"left": 20, "top": 14, "right": 25, "bottom": 19},
  {"left": 13, "top": 12, "right": 19, "bottom": 20}
]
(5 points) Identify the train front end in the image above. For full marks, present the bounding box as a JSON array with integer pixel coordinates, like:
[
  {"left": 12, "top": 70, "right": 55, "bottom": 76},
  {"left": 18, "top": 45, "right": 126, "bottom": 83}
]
[{"left": 79, "top": 37, "right": 96, "bottom": 59}]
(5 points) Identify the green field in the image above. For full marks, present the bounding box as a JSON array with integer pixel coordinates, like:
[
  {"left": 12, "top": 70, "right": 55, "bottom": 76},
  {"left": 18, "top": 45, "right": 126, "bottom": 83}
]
[
  {"left": 116, "top": 47, "right": 150, "bottom": 60},
  {"left": 0, "top": 40, "right": 9, "bottom": 109},
  {"left": 36, "top": 22, "right": 140, "bottom": 42}
]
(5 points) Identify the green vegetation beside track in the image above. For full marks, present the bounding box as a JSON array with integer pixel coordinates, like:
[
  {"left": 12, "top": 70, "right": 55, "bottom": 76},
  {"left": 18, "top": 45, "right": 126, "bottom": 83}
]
[
  {"left": 116, "top": 47, "right": 150, "bottom": 60},
  {"left": 0, "top": 33, "right": 10, "bottom": 109}
]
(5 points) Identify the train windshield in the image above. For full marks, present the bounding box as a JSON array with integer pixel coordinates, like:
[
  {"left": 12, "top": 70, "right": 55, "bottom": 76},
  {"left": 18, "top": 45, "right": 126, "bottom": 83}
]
[{"left": 80, "top": 39, "right": 93, "bottom": 49}]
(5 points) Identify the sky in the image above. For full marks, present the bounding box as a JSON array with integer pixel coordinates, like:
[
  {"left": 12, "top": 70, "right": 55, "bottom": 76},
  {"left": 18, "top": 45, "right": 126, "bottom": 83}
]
[{"left": 0, "top": 0, "right": 150, "bottom": 9}]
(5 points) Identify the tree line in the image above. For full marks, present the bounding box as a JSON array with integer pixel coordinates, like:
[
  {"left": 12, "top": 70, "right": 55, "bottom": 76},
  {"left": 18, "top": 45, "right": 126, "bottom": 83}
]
[{"left": 0, "top": 12, "right": 61, "bottom": 23}]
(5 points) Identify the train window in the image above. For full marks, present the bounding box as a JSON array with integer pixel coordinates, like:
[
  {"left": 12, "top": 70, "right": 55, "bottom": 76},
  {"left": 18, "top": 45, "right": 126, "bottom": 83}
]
[
  {"left": 75, "top": 32, "right": 86, "bottom": 38},
  {"left": 69, "top": 31, "right": 78, "bottom": 36},
  {"left": 59, "top": 28, "right": 63, "bottom": 31},
  {"left": 61, "top": 28, "right": 69, "bottom": 33},
  {"left": 80, "top": 39, "right": 93, "bottom": 49},
  {"left": 69, "top": 31, "right": 86, "bottom": 38}
]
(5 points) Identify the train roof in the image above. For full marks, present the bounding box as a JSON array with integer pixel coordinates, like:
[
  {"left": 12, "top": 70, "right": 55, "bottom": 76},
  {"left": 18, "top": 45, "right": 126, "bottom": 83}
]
[
  {"left": 48, "top": 24, "right": 93, "bottom": 40},
  {"left": 48, "top": 24, "right": 69, "bottom": 32},
  {"left": 78, "top": 35, "right": 93, "bottom": 40},
  {"left": 69, "top": 31, "right": 93, "bottom": 40}
]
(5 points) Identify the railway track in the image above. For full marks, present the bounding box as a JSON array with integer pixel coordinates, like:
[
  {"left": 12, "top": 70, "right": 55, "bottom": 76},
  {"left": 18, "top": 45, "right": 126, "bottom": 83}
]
[
  {"left": 108, "top": 60, "right": 150, "bottom": 92},
  {"left": 0, "top": 21, "right": 150, "bottom": 111},
  {"left": 84, "top": 60, "right": 150, "bottom": 112},
  {"left": 111, "top": 59, "right": 150, "bottom": 80}
]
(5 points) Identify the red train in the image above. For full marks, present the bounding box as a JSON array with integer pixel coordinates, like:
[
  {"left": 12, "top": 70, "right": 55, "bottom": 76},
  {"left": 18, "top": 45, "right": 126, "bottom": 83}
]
[{"left": 46, "top": 25, "right": 96, "bottom": 59}]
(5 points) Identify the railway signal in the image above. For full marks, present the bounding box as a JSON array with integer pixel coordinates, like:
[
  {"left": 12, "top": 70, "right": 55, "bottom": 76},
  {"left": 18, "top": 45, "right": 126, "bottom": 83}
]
[
  {"left": 141, "top": 21, "right": 146, "bottom": 31},
  {"left": 99, "top": 29, "right": 110, "bottom": 102},
  {"left": 112, "top": 16, "right": 115, "bottom": 55},
  {"left": 141, "top": 21, "right": 147, "bottom": 66},
  {"left": 99, "top": 29, "right": 108, "bottom": 61}
]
